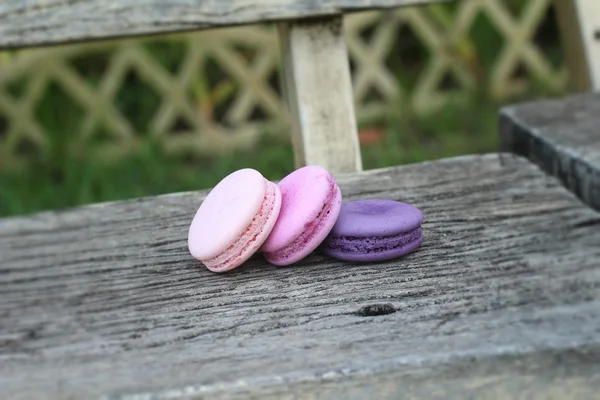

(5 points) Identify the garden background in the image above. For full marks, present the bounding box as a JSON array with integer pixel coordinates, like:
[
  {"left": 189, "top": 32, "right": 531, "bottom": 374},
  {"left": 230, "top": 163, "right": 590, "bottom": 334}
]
[{"left": 0, "top": 0, "right": 569, "bottom": 216}]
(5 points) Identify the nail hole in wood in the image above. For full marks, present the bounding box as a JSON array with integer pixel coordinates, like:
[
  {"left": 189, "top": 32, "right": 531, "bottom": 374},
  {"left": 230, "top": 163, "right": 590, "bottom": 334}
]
[{"left": 355, "top": 303, "right": 396, "bottom": 317}]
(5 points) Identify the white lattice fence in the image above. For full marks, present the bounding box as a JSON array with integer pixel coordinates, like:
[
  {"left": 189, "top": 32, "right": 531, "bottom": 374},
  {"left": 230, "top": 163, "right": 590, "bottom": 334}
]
[{"left": 0, "top": 0, "right": 565, "bottom": 169}]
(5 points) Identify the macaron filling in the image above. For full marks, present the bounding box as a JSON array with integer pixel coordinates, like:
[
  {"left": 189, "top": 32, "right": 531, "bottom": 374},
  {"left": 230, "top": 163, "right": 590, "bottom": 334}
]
[
  {"left": 264, "top": 179, "right": 338, "bottom": 261},
  {"left": 203, "top": 180, "right": 278, "bottom": 270},
  {"left": 323, "top": 227, "right": 422, "bottom": 255}
]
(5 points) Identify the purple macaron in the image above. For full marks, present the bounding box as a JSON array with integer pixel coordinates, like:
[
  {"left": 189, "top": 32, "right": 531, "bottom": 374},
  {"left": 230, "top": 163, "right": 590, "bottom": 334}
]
[{"left": 321, "top": 199, "right": 423, "bottom": 262}]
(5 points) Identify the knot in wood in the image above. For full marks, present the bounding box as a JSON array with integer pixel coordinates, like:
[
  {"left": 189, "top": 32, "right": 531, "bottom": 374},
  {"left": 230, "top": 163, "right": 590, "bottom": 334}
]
[{"left": 355, "top": 303, "right": 396, "bottom": 317}]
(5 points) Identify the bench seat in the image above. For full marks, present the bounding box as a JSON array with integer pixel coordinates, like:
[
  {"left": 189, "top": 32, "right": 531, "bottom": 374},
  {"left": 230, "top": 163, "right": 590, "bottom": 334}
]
[
  {"left": 501, "top": 91, "right": 600, "bottom": 212},
  {"left": 2, "top": 153, "right": 599, "bottom": 398}
]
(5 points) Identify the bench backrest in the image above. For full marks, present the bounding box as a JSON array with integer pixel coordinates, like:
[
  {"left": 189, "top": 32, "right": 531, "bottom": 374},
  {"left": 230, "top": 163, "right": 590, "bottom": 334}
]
[
  {"left": 556, "top": 0, "right": 600, "bottom": 92},
  {"left": 0, "top": 0, "right": 447, "bottom": 174},
  {"left": 0, "top": 1, "right": 449, "bottom": 49}
]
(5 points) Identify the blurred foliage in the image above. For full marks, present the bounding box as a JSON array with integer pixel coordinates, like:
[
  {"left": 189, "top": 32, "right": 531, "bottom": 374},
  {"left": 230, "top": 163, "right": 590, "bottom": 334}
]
[
  {"left": 0, "top": 92, "right": 549, "bottom": 217},
  {"left": 0, "top": 1, "right": 565, "bottom": 217}
]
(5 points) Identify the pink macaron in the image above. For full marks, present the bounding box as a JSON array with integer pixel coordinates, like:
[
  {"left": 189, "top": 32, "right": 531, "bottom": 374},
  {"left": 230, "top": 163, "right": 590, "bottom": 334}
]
[
  {"left": 262, "top": 165, "right": 342, "bottom": 266},
  {"left": 188, "top": 168, "right": 282, "bottom": 272}
]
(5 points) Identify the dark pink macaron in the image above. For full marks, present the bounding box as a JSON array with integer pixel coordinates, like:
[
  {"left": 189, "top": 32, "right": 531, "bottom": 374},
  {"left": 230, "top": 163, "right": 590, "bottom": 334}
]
[
  {"left": 262, "top": 165, "right": 342, "bottom": 266},
  {"left": 321, "top": 199, "right": 423, "bottom": 262}
]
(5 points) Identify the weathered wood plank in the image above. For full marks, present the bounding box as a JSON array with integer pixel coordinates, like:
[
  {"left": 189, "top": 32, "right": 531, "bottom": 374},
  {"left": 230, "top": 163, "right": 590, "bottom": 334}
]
[
  {"left": 565, "top": 0, "right": 600, "bottom": 90},
  {"left": 554, "top": 0, "right": 594, "bottom": 92},
  {"left": 1, "top": 153, "right": 599, "bottom": 398},
  {"left": 279, "top": 16, "right": 363, "bottom": 173},
  {"left": 499, "top": 92, "right": 600, "bottom": 211},
  {"left": 0, "top": 0, "right": 448, "bottom": 50},
  {"left": 212, "top": 349, "right": 600, "bottom": 399}
]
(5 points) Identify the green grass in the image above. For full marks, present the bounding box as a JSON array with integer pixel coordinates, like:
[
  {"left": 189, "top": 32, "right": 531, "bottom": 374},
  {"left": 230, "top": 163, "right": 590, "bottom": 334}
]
[{"left": 0, "top": 95, "right": 512, "bottom": 218}]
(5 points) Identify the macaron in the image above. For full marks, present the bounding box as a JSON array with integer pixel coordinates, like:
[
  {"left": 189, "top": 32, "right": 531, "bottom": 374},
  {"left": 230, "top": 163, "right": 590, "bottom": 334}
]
[
  {"left": 188, "top": 168, "right": 282, "bottom": 272},
  {"left": 321, "top": 199, "right": 423, "bottom": 262},
  {"left": 262, "top": 165, "right": 342, "bottom": 266}
]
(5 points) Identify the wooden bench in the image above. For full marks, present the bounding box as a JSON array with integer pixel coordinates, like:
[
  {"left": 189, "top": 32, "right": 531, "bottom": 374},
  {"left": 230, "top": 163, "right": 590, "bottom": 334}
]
[{"left": 1, "top": 1, "right": 600, "bottom": 398}]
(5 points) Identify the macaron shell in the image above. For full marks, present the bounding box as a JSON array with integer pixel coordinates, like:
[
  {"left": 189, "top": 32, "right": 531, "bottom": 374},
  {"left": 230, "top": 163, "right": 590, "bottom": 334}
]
[
  {"left": 264, "top": 184, "right": 341, "bottom": 265},
  {"left": 262, "top": 165, "right": 337, "bottom": 253},
  {"left": 329, "top": 199, "right": 423, "bottom": 237},
  {"left": 204, "top": 180, "right": 282, "bottom": 272},
  {"left": 188, "top": 168, "right": 266, "bottom": 261}
]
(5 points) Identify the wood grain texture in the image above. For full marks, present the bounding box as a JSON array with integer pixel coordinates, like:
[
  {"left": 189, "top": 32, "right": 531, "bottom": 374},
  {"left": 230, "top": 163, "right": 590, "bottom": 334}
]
[
  {"left": 279, "top": 16, "right": 363, "bottom": 173},
  {"left": 215, "top": 349, "right": 600, "bottom": 399},
  {"left": 0, "top": 0, "right": 447, "bottom": 50},
  {"left": 1, "top": 153, "right": 600, "bottom": 398},
  {"left": 499, "top": 92, "right": 600, "bottom": 211}
]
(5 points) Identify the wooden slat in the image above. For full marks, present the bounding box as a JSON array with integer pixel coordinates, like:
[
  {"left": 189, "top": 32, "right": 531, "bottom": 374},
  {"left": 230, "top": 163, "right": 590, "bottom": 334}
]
[
  {"left": 571, "top": 0, "right": 600, "bottom": 90},
  {"left": 554, "top": 0, "right": 600, "bottom": 91},
  {"left": 219, "top": 351, "right": 600, "bottom": 399},
  {"left": 500, "top": 91, "right": 600, "bottom": 212},
  {"left": 554, "top": 0, "right": 594, "bottom": 92},
  {"left": 279, "top": 16, "right": 363, "bottom": 173},
  {"left": 1, "top": 154, "right": 599, "bottom": 398},
  {"left": 0, "top": 0, "right": 448, "bottom": 50}
]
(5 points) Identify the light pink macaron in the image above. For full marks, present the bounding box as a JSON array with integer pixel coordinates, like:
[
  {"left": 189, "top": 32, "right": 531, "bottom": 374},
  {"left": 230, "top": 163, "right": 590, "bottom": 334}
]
[
  {"left": 188, "top": 169, "right": 282, "bottom": 273},
  {"left": 262, "top": 165, "right": 342, "bottom": 266}
]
